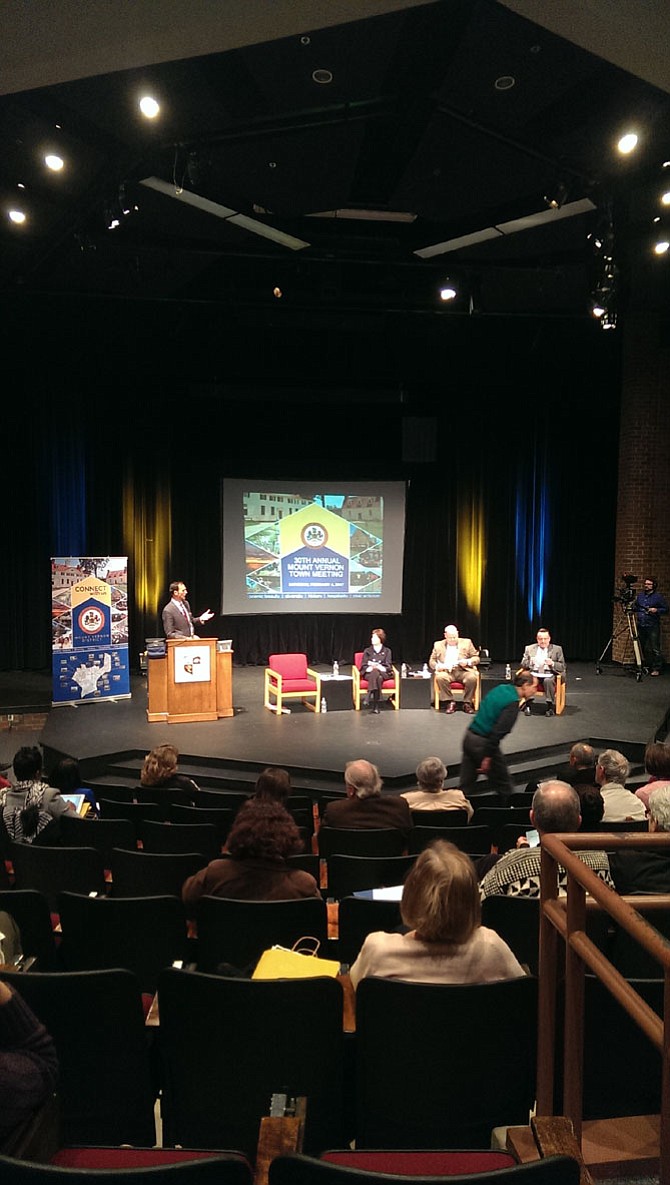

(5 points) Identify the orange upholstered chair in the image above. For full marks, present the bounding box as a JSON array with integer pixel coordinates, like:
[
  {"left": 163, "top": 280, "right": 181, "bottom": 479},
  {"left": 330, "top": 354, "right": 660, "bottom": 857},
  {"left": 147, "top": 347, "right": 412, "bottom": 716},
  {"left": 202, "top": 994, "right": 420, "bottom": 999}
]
[
  {"left": 352, "top": 652, "right": 400, "bottom": 710},
  {"left": 264, "top": 653, "right": 321, "bottom": 714}
]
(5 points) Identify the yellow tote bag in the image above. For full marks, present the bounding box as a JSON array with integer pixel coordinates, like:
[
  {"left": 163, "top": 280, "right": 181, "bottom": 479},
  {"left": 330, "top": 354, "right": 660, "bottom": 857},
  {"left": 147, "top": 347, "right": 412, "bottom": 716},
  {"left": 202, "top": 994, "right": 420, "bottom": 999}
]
[{"left": 252, "top": 936, "right": 340, "bottom": 980}]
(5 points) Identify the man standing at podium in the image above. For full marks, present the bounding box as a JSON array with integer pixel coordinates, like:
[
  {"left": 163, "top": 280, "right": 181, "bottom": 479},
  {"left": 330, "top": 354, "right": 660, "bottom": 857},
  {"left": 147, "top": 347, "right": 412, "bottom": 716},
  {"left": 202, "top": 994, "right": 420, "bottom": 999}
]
[{"left": 162, "top": 581, "right": 214, "bottom": 639}]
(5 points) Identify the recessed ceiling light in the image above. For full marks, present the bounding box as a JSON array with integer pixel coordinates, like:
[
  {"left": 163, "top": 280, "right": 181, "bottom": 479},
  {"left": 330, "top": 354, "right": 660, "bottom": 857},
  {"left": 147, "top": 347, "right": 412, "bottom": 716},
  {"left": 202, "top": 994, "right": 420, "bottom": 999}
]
[
  {"left": 139, "top": 95, "right": 160, "bottom": 119},
  {"left": 45, "top": 153, "right": 64, "bottom": 171},
  {"left": 312, "top": 69, "right": 333, "bottom": 85},
  {"left": 654, "top": 239, "right": 669, "bottom": 255},
  {"left": 494, "top": 76, "right": 515, "bottom": 91},
  {"left": 9, "top": 209, "right": 26, "bottom": 224},
  {"left": 617, "top": 131, "right": 638, "bottom": 155},
  {"left": 17, "top": 182, "right": 25, "bottom": 189},
  {"left": 661, "top": 191, "right": 670, "bottom": 206}
]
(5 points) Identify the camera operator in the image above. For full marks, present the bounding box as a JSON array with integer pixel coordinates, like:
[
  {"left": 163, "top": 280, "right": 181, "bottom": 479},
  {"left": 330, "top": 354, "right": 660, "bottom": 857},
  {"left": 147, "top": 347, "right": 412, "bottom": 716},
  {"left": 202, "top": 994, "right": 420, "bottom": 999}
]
[{"left": 635, "top": 577, "right": 668, "bottom": 676}]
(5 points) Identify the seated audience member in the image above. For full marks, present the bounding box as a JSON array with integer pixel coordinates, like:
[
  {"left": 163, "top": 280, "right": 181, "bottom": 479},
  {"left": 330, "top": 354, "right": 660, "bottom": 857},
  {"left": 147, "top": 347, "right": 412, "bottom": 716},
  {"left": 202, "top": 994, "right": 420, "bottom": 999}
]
[
  {"left": 251, "top": 766, "right": 292, "bottom": 805},
  {"left": 182, "top": 801, "right": 319, "bottom": 913},
  {"left": 401, "top": 757, "right": 473, "bottom": 821},
  {"left": 0, "top": 979, "right": 59, "bottom": 1141},
  {"left": 140, "top": 743, "right": 198, "bottom": 802},
  {"left": 0, "top": 910, "right": 23, "bottom": 964},
  {"left": 577, "top": 787, "right": 605, "bottom": 832},
  {"left": 49, "top": 756, "right": 98, "bottom": 813},
  {"left": 565, "top": 742, "right": 598, "bottom": 789},
  {"left": 635, "top": 742, "right": 670, "bottom": 812},
  {"left": 349, "top": 841, "right": 525, "bottom": 988},
  {"left": 610, "top": 783, "right": 670, "bottom": 895},
  {"left": 321, "top": 759, "right": 412, "bottom": 837},
  {"left": 479, "top": 781, "right": 614, "bottom": 900},
  {"left": 524, "top": 740, "right": 597, "bottom": 799},
  {"left": 595, "top": 749, "right": 646, "bottom": 823},
  {"left": 0, "top": 746, "right": 73, "bottom": 845}
]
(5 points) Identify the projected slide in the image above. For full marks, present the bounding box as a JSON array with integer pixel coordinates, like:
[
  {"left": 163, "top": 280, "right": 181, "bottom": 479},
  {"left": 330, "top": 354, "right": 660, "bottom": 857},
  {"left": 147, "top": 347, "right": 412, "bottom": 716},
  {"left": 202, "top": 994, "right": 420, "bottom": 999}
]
[{"left": 222, "top": 480, "right": 405, "bottom": 615}]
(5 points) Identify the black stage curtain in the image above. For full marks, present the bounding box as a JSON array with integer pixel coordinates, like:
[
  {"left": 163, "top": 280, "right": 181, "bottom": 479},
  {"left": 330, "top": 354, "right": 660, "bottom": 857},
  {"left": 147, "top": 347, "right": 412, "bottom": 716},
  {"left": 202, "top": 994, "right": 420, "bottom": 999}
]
[{"left": 1, "top": 301, "right": 620, "bottom": 673}]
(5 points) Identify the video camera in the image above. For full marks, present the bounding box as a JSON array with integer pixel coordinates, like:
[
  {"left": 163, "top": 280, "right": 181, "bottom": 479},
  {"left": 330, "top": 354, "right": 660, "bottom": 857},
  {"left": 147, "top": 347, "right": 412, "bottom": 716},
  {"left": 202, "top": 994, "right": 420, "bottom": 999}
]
[{"left": 613, "top": 573, "right": 638, "bottom": 608}]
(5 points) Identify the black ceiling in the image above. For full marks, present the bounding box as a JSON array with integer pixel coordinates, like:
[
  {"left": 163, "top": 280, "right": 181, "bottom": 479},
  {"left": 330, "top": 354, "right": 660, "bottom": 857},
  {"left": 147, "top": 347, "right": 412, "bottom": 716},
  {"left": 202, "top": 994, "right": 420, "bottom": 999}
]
[{"left": 2, "top": 0, "right": 669, "bottom": 323}]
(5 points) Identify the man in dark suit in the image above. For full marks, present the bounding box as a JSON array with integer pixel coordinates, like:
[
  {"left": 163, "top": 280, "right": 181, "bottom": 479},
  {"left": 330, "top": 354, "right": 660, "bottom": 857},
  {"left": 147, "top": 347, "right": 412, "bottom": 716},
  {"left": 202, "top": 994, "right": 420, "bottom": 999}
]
[
  {"left": 520, "top": 628, "right": 565, "bottom": 717},
  {"left": 322, "top": 759, "right": 412, "bottom": 838},
  {"left": 162, "top": 581, "right": 214, "bottom": 638}
]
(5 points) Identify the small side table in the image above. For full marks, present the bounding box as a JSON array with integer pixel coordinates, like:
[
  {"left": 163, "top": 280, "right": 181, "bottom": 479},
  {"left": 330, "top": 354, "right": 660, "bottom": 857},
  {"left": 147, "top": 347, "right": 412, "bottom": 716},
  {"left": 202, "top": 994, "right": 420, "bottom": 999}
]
[
  {"left": 321, "top": 675, "right": 354, "bottom": 711},
  {"left": 399, "top": 675, "right": 433, "bottom": 709}
]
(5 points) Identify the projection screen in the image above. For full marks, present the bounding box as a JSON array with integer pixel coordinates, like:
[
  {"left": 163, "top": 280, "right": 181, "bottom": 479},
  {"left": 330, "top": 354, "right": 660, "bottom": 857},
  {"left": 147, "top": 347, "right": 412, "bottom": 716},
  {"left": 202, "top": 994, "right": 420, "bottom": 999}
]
[{"left": 221, "top": 479, "right": 406, "bottom": 615}]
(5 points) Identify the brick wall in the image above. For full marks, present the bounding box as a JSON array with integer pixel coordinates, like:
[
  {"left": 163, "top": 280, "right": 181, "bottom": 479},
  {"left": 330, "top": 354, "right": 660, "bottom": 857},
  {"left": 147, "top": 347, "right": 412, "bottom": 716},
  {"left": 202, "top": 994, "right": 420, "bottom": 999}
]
[{"left": 613, "top": 313, "right": 670, "bottom": 664}]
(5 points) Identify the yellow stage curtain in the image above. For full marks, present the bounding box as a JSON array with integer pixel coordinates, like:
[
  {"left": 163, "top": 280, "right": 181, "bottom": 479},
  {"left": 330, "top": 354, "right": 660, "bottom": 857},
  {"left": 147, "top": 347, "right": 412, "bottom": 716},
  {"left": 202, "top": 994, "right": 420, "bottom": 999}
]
[{"left": 457, "top": 496, "right": 485, "bottom": 615}]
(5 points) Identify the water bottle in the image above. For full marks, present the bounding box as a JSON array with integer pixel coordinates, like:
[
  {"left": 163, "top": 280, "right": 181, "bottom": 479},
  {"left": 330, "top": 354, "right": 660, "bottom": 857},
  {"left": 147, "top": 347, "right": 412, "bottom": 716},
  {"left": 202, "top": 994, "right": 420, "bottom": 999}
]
[
  {"left": 333, "top": 660, "right": 339, "bottom": 678},
  {"left": 321, "top": 696, "right": 327, "bottom": 713},
  {"left": 422, "top": 662, "right": 429, "bottom": 678},
  {"left": 401, "top": 663, "right": 407, "bottom": 679},
  {"left": 505, "top": 663, "right": 512, "bottom": 681}
]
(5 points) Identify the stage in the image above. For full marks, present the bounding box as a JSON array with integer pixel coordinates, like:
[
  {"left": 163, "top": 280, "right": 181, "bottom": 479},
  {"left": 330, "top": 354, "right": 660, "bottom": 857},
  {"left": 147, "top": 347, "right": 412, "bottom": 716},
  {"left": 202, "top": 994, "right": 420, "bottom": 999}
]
[{"left": 1, "top": 663, "right": 668, "bottom": 794}]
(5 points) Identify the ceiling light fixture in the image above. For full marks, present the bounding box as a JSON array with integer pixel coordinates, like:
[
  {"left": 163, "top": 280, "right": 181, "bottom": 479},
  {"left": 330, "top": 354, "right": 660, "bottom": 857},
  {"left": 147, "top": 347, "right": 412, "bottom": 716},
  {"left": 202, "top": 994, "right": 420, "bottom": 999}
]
[
  {"left": 414, "top": 197, "right": 595, "bottom": 259},
  {"left": 139, "top": 95, "right": 160, "bottom": 119},
  {"left": 617, "top": 131, "right": 638, "bottom": 155},
  {"left": 8, "top": 209, "right": 26, "bottom": 224},
  {"left": 654, "top": 239, "right": 669, "bottom": 255},
  {"left": 140, "top": 176, "right": 311, "bottom": 251},
  {"left": 591, "top": 303, "right": 606, "bottom": 318},
  {"left": 661, "top": 191, "right": 670, "bottom": 207},
  {"left": 44, "top": 153, "right": 64, "bottom": 171},
  {"left": 439, "top": 281, "right": 457, "bottom": 302},
  {"left": 312, "top": 69, "right": 333, "bottom": 85}
]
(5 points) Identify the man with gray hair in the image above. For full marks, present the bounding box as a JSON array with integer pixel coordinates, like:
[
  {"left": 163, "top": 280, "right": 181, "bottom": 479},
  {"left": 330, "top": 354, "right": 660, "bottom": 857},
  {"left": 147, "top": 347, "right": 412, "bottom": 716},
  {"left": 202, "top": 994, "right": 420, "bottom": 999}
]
[
  {"left": 596, "top": 749, "right": 646, "bottom": 823},
  {"left": 479, "top": 780, "right": 614, "bottom": 900},
  {"left": 321, "top": 759, "right": 412, "bottom": 837},
  {"left": 609, "top": 782, "right": 670, "bottom": 894},
  {"left": 401, "top": 757, "right": 474, "bottom": 820}
]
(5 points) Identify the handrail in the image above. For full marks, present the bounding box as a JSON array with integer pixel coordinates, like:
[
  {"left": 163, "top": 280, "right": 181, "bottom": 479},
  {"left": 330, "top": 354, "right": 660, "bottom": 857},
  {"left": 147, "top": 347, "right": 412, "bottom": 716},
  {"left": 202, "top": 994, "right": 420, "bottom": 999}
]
[{"left": 535, "top": 830, "right": 670, "bottom": 1185}]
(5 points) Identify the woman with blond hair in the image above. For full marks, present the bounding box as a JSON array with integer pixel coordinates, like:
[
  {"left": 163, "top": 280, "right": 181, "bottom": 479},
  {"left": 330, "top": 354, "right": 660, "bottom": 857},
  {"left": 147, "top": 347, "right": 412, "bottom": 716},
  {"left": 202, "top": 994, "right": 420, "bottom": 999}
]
[
  {"left": 350, "top": 841, "right": 524, "bottom": 988},
  {"left": 140, "top": 743, "right": 199, "bottom": 803}
]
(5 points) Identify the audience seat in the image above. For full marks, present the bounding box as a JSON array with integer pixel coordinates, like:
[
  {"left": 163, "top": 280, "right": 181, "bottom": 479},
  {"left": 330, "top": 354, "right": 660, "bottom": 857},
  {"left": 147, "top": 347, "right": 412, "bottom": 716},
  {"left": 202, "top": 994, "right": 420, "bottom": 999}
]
[
  {"left": 195, "top": 895, "right": 329, "bottom": 973},
  {"left": 157, "top": 967, "right": 344, "bottom": 1157},
  {"left": 355, "top": 976, "right": 537, "bottom": 1148},
  {"left": 318, "top": 828, "right": 405, "bottom": 859},
  {"left": 0, "top": 968, "right": 156, "bottom": 1146},
  {"left": 109, "top": 848, "right": 204, "bottom": 898}
]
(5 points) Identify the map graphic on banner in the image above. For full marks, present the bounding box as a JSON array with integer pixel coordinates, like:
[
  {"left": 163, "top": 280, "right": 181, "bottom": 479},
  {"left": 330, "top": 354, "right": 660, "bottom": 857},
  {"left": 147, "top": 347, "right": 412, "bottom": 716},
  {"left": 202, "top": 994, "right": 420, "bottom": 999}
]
[{"left": 51, "top": 556, "right": 131, "bottom": 705}]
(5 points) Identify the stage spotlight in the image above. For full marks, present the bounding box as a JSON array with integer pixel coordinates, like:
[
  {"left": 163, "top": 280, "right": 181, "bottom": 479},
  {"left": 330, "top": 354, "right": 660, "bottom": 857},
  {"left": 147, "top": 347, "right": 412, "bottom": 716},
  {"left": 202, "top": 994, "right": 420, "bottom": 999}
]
[
  {"left": 617, "top": 131, "right": 638, "bottom": 155},
  {"left": 591, "top": 302, "right": 606, "bottom": 318},
  {"left": 439, "top": 280, "right": 457, "bottom": 301},
  {"left": 601, "top": 310, "right": 617, "bottom": 330}
]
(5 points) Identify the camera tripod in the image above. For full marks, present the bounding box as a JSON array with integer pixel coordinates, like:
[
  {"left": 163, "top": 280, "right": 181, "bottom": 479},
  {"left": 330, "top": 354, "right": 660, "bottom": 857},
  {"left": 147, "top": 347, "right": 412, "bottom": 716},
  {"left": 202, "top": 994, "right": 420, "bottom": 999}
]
[{"left": 596, "top": 604, "right": 646, "bottom": 680}]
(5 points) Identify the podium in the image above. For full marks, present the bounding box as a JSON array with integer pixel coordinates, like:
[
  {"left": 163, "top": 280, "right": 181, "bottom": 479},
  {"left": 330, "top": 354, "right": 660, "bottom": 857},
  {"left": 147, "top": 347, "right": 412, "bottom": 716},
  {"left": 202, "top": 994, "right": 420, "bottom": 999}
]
[{"left": 147, "top": 639, "right": 233, "bottom": 724}]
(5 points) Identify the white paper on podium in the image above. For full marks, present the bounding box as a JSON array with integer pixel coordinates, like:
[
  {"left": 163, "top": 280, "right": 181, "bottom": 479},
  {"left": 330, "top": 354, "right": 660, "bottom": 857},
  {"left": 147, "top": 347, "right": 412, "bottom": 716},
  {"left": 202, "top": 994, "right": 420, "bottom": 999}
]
[{"left": 173, "top": 644, "right": 211, "bottom": 684}]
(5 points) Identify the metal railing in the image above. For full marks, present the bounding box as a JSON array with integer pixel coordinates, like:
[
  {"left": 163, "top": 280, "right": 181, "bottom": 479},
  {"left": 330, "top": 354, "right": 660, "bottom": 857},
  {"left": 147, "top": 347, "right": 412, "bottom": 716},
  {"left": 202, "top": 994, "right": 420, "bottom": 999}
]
[{"left": 535, "top": 831, "right": 670, "bottom": 1183}]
